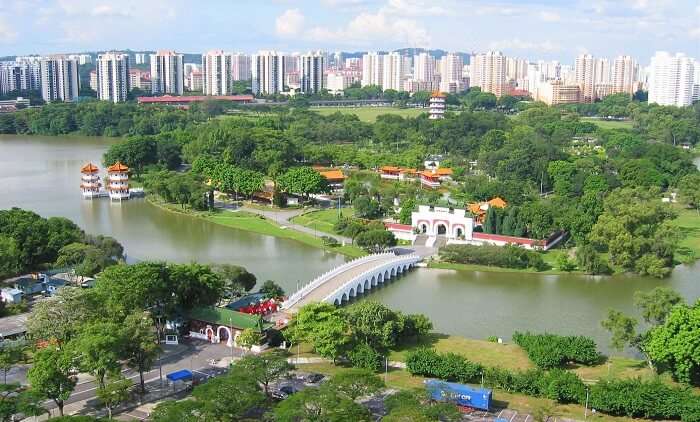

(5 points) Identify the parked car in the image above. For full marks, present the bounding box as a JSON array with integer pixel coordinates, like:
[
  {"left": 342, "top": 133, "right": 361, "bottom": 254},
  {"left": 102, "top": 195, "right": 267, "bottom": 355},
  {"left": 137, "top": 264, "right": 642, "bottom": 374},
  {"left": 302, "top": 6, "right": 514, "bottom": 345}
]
[{"left": 305, "top": 373, "right": 324, "bottom": 384}]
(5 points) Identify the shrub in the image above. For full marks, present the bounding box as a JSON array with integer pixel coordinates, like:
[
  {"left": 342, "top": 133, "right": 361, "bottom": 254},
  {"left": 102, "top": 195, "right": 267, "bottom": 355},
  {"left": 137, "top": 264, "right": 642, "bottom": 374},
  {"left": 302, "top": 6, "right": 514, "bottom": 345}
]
[
  {"left": 487, "top": 336, "right": 499, "bottom": 343},
  {"left": 543, "top": 369, "right": 586, "bottom": 403},
  {"left": 321, "top": 236, "right": 340, "bottom": 247},
  {"left": 348, "top": 343, "right": 382, "bottom": 372},
  {"left": 439, "top": 244, "right": 547, "bottom": 270},
  {"left": 513, "top": 331, "right": 599, "bottom": 369}
]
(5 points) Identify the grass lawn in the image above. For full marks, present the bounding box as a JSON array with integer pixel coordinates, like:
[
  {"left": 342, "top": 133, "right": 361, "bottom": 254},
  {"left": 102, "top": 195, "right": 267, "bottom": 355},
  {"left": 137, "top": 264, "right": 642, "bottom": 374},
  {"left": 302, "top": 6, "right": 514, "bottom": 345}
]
[
  {"left": 581, "top": 117, "right": 634, "bottom": 130},
  {"left": 427, "top": 260, "right": 580, "bottom": 276},
  {"left": 311, "top": 106, "right": 425, "bottom": 122},
  {"left": 672, "top": 207, "right": 700, "bottom": 263},
  {"left": 388, "top": 334, "right": 533, "bottom": 372},
  {"left": 290, "top": 208, "right": 355, "bottom": 237},
  {"left": 572, "top": 356, "right": 654, "bottom": 383},
  {"left": 148, "top": 199, "right": 366, "bottom": 258}
]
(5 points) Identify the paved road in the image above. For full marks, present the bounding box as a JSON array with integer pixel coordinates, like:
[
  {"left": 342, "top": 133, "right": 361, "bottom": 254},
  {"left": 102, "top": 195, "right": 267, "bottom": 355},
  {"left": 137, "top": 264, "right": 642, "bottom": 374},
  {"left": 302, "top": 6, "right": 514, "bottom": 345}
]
[{"left": 41, "top": 339, "right": 242, "bottom": 419}]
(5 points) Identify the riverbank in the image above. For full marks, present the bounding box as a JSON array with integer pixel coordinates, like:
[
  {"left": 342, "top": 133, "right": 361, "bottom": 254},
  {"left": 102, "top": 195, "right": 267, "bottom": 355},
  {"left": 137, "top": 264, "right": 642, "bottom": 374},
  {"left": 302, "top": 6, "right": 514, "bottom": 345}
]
[{"left": 146, "top": 198, "right": 366, "bottom": 258}]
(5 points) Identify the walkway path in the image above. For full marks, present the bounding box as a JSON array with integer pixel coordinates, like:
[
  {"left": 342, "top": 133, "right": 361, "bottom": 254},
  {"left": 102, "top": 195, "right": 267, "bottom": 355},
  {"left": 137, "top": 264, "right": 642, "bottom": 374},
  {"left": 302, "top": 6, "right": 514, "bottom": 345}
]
[
  {"left": 284, "top": 253, "right": 421, "bottom": 312},
  {"left": 240, "top": 205, "right": 353, "bottom": 244}
]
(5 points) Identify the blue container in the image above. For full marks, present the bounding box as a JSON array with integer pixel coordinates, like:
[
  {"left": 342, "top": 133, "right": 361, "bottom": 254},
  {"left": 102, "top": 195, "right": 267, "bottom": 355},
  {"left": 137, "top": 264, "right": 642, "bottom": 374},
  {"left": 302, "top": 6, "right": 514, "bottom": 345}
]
[{"left": 424, "top": 379, "right": 492, "bottom": 411}]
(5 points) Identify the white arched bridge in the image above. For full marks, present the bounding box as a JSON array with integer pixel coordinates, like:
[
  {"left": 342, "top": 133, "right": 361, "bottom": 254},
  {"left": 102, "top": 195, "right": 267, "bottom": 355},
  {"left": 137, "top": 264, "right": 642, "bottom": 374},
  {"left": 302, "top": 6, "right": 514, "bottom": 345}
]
[{"left": 282, "top": 252, "right": 422, "bottom": 312}]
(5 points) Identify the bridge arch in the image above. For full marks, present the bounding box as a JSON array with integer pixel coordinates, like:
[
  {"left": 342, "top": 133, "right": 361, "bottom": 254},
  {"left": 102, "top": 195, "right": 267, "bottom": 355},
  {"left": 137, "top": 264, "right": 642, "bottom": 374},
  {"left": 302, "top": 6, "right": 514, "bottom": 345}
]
[
  {"left": 342, "top": 292, "right": 349, "bottom": 302},
  {"left": 377, "top": 273, "right": 383, "bottom": 284},
  {"left": 334, "top": 298, "right": 340, "bottom": 306},
  {"left": 357, "top": 283, "right": 363, "bottom": 295},
  {"left": 349, "top": 287, "right": 356, "bottom": 298},
  {"left": 391, "top": 268, "right": 396, "bottom": 277}
]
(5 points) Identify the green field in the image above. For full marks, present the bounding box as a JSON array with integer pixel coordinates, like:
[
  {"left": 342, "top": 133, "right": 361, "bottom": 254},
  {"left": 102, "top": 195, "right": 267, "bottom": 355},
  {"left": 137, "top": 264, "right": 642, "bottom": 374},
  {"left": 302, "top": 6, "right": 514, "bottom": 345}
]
[
  {"left": 311, "top": 106, "right": 426, "bottom": 122},
  {"left": 673, "top": 207, "right": 700, "bottom": 263},
  {"left": 581, "top": 117, "right": 634, "bottom": 130},
  {"left": 290, "top": 208, "right": 354, "bottom": 237},
  {"left": 148, "top": 199, "right": 365, "bottom": 258}
]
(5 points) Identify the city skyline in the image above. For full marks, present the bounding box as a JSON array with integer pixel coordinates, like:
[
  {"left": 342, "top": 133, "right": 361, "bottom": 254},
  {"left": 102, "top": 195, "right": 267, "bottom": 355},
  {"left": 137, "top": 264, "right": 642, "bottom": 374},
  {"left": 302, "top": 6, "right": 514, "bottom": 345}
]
[{"left": 0, "top": 0, "right": 698, "bottom": 62}]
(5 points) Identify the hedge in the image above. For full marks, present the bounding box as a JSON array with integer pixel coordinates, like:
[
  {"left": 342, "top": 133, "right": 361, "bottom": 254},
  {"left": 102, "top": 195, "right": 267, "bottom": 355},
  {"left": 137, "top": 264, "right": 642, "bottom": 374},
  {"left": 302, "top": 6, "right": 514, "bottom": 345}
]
[
  {"left": 512, "top": 331, "right": 600, "bottom": 369},
  {"left": 406, "top": 348, "right": 700, "bottom": 421},
  {"left": 439, "top": 244, "right": 547, "bottom": 270}
]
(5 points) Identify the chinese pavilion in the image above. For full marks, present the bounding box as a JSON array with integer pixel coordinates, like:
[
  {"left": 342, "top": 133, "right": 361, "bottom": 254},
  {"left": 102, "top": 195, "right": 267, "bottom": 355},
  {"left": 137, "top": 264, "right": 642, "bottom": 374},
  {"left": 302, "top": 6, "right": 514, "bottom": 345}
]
[
  {"left": 80, "top": 163, "right": 101, "bottom": 199},
  {"left": 107, "top": 162, "right": 130, "bottom": 201}
]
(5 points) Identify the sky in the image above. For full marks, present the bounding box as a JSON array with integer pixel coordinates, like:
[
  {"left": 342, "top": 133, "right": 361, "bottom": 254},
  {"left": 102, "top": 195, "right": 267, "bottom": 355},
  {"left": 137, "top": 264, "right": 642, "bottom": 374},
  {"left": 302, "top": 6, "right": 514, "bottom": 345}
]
[{"left": 0, "top": 0, "right": 698, "bottom": 64}]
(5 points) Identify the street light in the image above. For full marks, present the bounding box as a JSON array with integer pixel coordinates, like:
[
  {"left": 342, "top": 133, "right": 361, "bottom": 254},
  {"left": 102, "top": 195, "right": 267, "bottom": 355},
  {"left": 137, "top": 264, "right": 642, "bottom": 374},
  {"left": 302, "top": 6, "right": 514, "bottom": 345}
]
[{"left": 584, "top": 387, "right": 590, "bottom": 419}]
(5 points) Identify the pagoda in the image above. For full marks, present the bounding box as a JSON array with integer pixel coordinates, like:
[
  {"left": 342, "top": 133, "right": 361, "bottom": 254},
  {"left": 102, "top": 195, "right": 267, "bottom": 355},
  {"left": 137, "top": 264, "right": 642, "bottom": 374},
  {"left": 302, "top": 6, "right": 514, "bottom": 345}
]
[
  {"left": 428, "top": 91, "right": 446, "bottom": 120},
  {"left": 80, "top": 163, "right": 102, "bottom": 199},
  {"left": 107, "top": 162, "right": 130, "bottom": 201}
]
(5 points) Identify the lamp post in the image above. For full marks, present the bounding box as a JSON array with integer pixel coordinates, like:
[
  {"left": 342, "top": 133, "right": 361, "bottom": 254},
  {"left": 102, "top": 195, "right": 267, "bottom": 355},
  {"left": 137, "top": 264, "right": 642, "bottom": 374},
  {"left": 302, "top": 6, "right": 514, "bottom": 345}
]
[
  {"left": 584, "top": 387, "right": 590, "bottom": 419},
  {"left": 229, "top": 317, "right": 234, "bottom": 362}
]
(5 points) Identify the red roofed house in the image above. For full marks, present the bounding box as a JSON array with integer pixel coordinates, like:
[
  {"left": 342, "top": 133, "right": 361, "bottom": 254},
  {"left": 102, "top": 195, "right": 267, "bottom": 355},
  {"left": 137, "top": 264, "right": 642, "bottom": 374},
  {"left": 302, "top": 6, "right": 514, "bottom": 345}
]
[
  {"left": 319, "top": 169, "right": 345, "bottom": 191},
  {"left": 420, "top": 167, "right": 453, "bottom": 189},
  {"left": 379, "top": 166, "right": 417, "bottom": 182}
]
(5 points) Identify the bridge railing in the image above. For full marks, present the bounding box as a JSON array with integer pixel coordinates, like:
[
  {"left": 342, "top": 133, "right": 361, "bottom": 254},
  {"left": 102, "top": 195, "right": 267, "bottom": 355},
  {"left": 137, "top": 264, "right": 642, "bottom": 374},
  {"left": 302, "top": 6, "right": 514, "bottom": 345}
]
[
  {"left": 322, "top": 254, "right": 421, "bottom": 304},
  {"left": 282, "top": 252, "right": 396, "bottom": 309}
]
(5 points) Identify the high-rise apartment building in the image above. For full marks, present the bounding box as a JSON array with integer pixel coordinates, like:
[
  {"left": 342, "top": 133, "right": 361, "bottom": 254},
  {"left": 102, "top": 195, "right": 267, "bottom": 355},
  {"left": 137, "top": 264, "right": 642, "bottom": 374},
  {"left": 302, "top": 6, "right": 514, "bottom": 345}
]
[
  {"left": 505, "top": 57, "right": 528, "bottom": 82},
  {"left": 201, "top": 51, "right": 232, "bottom": 96},
  {"left": 439, "top": 53, "right": 464, "bottom": 93},
  {"left": 361, "top": 52, "right": 383, "bottom": 88},
  {"left": 382, "top": 52, "right": 405, "bottom": 91},
  {"left": 574, "top": 54, "right": 597, "bottom": 103},
  {"left": 68, "top": 54, "right": 92, "bottom": 65},
  {"left": 414, "top": 52, "right": 435, "bottom": 82},
  {"left": 612, "top": 55, "right": 638, "bottom": 95},
  {"left": 134, "top": 53, "right": 148, "bottom": 65},
  {"left": 96, "top": 52, "right": 130, "bottom": 103},
  {"left": 40, "top": 55, "right": 80, "bottom": 102},
  {"left": 648, "top": 51, "right": 695, "bottom": 107},
  {"left": 470, "top": 51, "right": 506, "bottom": 97},
  {"left": 150, "top": 51, "right": 184, "bottom": 95},
  {"left": 231, "top": 53, "right": 252, "bottom": 81},
  {"left": 594, "top": 58, "right": 611, "bottom": 85},
  {"left": 252, "top": 51, "right": 285, "bottom": 95},
  {"left": 300, "top": 51, "right": 325, "bottom": 94}
]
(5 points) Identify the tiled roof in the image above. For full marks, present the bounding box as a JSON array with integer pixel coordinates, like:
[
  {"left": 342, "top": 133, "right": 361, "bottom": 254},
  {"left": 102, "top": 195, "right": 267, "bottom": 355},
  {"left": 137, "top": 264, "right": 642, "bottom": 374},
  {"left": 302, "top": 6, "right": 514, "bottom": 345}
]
[
  {"left": 107, "top": 162, "right": 129, "bottom": 172},
  {"left": 186, "top": 306, "right": 270, "bottom": 331},
  {"left": 320, "top": 170, "right": 345, "bottom": 181},
  {"left": 81, "top": 163, "right": 99, "bottom": 173}
]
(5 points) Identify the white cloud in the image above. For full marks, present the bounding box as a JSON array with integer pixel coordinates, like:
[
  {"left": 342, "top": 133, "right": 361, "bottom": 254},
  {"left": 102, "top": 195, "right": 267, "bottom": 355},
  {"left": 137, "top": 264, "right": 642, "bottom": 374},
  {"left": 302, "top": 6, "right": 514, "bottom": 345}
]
[
  {"left": 90, "top": 4, "right": 132, "bottom": 17},
  {"left": 306, "top": 9, "right": 430, "bottom": 47},
  {"left": 689, "top": 27, "right": 700, "bottom": 39},
  {"left": 386, "top": 0, "right": 448, "bottom": 16},
  {"left": 489, "top": 38, "right": 561, "bottom": 53},
  {"left": 276, "top": 8, "right": 305, "bottom": 37},
  {"left": 538, "top": 11, "right": 561, "bottom": 22},
  {"left": 0, "top": 17, "right": 17, "bottom": 43}
]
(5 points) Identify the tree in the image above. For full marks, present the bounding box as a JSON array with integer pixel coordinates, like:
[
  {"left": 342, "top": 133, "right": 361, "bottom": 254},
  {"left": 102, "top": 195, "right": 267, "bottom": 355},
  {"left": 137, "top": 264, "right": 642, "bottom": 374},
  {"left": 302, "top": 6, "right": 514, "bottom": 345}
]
[
  {"left": 0, "top": 341, "right": 23, "bottom": 385},
  {"left": 633, "top": 287, "right": 683, "bottom": 325},
  {"left": 645, "top": 301, "right": 700, "bottom": 385},
  {"left": 277, "top": 167, "right": 328, "bottom": 200},
  {"left": 398, "top": 198, "right": 415, "bottom": 225},
  {"left": 259, "top": 280, "right": 284, "bottom": 299},
  {"left": 345, "top": 301, "right": 404, "bottom": 352},
  {"left": 575, "top": 244, "right": 610, "bottom": 275},
  {"left": 70, "top": 322, "right": 124, "bottom": 389},
  {"left": 400, "top": 314, "right": 433, "bottom": 340},
  {"left": 678, "top": 173, "right": 700, "bottom": 215},
  {"left": 26, "top": 287, "right": 102, "bottom": 343},
  {"left": 601, "top": 310, "right": 638, "bottom": 352},
  {"left": 287, "top": 303, "right": 351, "bottom": 362},
  {"left": 96, "top": 375, "right": 132, "bottom": 419},
  {"left": 150, "top": 400, "right": 203, "bottom": 422},
  {"left": 273, "top": 386, "right": 371, "bottom": 422},
  {"left": 214, "top": 264, "right": 257, "bottom": 300},
  {"left": 326, "top": 368, "right": 385, "bottom": 400},
  {"left": 384, "top": 389, "right": 460, "bottom": 422},
  {"left": 192, "top": 372, "right": 266, "bottom": 421},
  {"left": 237, "top": 328, "right": 262, "bottom": 351},
  {"left": 0, "top": 236, "right": 20, "bottom": 280},
  {"left": 27, "top": 346, "right": 76, "bottom": 417},
  {"left": 348, "top": 342, "right": 383, "bottom": 372},
  {"left": 0, "top": 383, "right": 46, "bottom": 422},
  {"left": 233, "top": 350, "right": 293, "bottom": 396},
  {"left": 355, "top": 229, "right": 396, "bottom": 253},
  {"left": 556, "top": 253, "right": 576, "bottom": 272},
  {"left": 353, "top": 195, "right": 381, "bottom": 219},
  {"left": 120, "top": 312, "right": 160, "bottom": 394}
]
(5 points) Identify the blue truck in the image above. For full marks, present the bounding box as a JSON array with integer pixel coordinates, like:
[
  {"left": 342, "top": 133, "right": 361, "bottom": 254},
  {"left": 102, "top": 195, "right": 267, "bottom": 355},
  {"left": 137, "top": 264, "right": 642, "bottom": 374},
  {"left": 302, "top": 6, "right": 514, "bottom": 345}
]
[{"left": 425, "top": 379, "right": 492, "bottom": 411}]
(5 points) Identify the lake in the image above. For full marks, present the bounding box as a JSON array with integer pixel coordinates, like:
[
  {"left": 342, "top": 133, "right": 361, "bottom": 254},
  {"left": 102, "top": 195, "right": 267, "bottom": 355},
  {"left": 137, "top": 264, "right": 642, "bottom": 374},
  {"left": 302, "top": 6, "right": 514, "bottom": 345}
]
[{"left": 1, "top": 135, "right": 698, "bottom": 353}]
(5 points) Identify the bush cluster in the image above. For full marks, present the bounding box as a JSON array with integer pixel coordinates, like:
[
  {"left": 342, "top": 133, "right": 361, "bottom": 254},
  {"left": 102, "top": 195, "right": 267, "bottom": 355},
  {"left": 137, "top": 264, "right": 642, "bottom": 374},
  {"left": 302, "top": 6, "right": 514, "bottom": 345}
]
[
  {"left": 406, "top": 348, "right": 700, "bottom": 421},
  {"left": 439, "top": 244, "right": 547, "bottom": 271},
  {"left": 512, "top": 331, "right": 600, "bottom": 369}
]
